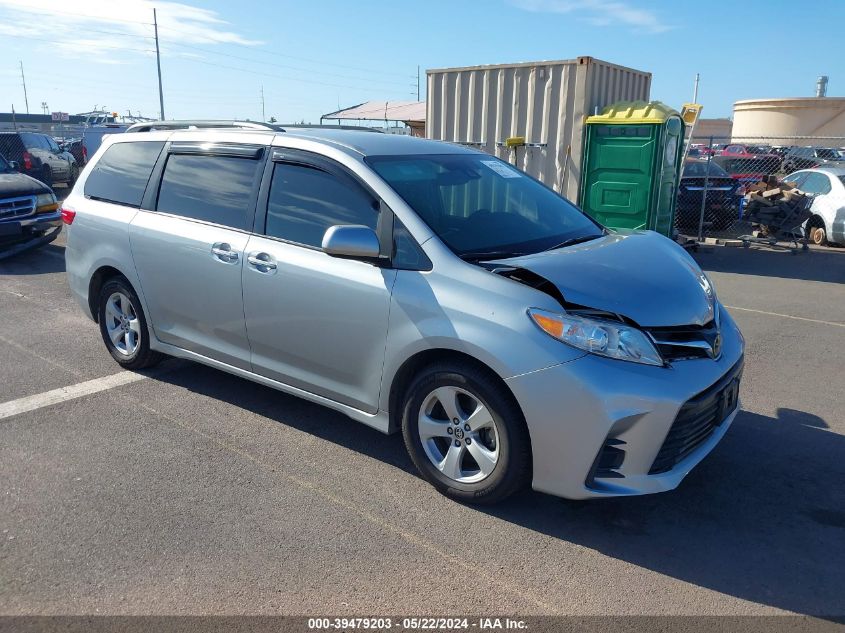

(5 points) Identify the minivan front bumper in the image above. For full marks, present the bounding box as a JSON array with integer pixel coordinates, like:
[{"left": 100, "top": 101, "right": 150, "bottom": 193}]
[{"left": 505, "top": 307, "right": 745, "bottom": 500}]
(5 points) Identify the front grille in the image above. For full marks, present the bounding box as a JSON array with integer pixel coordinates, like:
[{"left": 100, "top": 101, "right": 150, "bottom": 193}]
[
  {"left": 649, "top": 358, "right": 743, "bottom": 474},
  {"left": 0, "top": 195, "right": 36, "bottom": 221},
  {"left": 647, "top": 318, "right": 720, "bottom": 361}
]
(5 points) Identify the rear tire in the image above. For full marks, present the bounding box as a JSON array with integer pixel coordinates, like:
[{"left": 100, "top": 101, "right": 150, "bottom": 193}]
[
  {"left": 401, "top": 362, "right": 531, "bottom": 504},
  {"left": 97, "top": 278, "right": 162, "bottom": 370}
]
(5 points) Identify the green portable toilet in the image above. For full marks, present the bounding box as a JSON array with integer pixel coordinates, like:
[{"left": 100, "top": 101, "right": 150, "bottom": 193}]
[{"left": 579, "top": 101, "right": 684, "bottom": 237}]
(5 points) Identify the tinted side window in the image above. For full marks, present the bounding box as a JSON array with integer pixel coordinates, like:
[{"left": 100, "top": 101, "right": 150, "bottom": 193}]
[
  {"left": 265, "top": 163, "right": 378, "bottom": 247},
  {"left": 20, "top": 132, "right": 42, "bottom": 149},
  {"left": 84, "top": 141, "right": 164, "bottom": 207},
  {"left": 45, "top": 136, "right": 60, "bottom": 151},
  {"left": 784, "top": 171, "right": 809, "bottom": 188},
  {"left": 802, "top": 173, "right": 832, "bottom": 195},
  {"left": 156, "top": 154, "right": 261, "bottom": 230}
]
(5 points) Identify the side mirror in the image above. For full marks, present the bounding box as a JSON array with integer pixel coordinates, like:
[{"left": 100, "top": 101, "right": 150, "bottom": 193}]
[
  {"left": 322, "top": 225, "right": 381, "bottom": 260},
  {"left": 8, "top": 161, "right": 18, "bottom": 170}
]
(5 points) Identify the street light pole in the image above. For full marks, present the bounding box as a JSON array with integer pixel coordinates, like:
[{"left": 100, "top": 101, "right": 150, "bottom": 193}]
[{"left": 154, "top": 9, "right": 165, "bottom": 120}]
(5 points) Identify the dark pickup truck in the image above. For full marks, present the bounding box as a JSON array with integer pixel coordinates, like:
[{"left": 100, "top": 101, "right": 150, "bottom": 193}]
[{"left": 0, "top": 153, "right": 62, "bottom": 259}]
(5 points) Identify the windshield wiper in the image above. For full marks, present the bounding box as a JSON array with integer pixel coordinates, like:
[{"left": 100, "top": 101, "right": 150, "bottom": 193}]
[
  {"left": 543, "top": 232, "right": 604, "bottom": 252},
  {"left": 458, "top": 250, "right": 528, "bottom": 262}
]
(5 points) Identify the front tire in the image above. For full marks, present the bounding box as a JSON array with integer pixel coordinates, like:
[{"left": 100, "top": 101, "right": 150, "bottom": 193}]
[
  {"left": 807, "top": 225, "right": 827, "bottom": 246},
  {"left": 97, "top": 278, "right": 162, "bottom": 370},
  {"left": 401, "top": 362, "right": 531, "bottom": 504}
]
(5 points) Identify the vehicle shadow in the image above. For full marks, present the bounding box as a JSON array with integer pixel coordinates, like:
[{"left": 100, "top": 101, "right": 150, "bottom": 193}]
[
  {"left": 693, "top": 244, "right": 845, "bottom": 284},
  {"left": 151, "top": 362, "right": 416, "bottom": 475},
  {"left": 0, "top": 241, "right": 65, "bottom": 274},
  {"left": 151, "top": 362, "right": 844, "bottom": 617},
  {"left": 480, "top": 407, "right": 845, "bottom": 618}
]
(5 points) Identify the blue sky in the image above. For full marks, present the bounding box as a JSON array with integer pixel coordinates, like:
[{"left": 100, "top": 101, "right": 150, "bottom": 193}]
[{"left": 0, "top": 0, "right": 842, "bottom": 124}]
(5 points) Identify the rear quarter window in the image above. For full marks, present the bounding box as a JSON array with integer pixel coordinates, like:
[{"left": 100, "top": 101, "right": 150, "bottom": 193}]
[
  {"left": 84, "top": 141, "right": 165, "bottom": 207},
  {"left": 155, "top": 153, "right": 262, "bottom": 230}
]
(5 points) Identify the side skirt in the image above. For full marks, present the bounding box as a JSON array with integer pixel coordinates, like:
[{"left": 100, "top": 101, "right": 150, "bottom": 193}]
[{"left": 150, "top": 340, "right": 392, "bottom": 434}]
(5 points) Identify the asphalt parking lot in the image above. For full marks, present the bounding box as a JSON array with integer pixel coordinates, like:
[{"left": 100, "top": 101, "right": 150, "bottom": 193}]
[{"left": 1, "top": 212, "right": 844, "bottom": 617}]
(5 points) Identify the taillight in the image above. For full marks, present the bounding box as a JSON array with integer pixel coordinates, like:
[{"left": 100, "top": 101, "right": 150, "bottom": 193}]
[
  {"left": 22, "top": 151, "right": 32, "bottom": 170},
  {"left": 82, "top": 146, "right": 88, "bottom": 161},
  {"left": 60, "top": 205, "right": 76, "bottom": 225}
]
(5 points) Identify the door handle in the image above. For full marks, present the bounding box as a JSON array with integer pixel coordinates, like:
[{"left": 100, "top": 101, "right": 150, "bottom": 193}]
[
  {"left": 247, "top": 252, "right": 277, "bottom": 273},
  {"left": 211, "top": 243, "right": 239, "bottom": 263}
]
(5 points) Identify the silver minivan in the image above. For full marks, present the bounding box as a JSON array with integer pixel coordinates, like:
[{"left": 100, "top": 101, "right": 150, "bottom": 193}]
[{"left": 64, "top": 128, "right": 744, "bottom": 504}]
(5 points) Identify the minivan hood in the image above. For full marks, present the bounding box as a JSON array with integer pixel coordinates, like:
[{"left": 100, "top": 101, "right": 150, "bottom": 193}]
[{"left": 498, "top": 231, "right": 715, "bottom": 327}]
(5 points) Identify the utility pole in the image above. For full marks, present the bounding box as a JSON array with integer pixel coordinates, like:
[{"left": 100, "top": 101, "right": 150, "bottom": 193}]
[
  {"left": 693, "top": 73, "right": 700, "bottom": 103},
  {"left": 153, "top": 8, "right": 165, "bottom": 120},
  {"left": 19, "top": 61, "right": 29, "bottom": 114},
  {"left": 260, "top": 85, "right": 265, "bottom": 122}
]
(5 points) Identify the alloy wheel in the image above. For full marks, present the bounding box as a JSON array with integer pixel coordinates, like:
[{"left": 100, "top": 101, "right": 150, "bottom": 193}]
[
  {"left": 104, "top": 291, "right": 141, "bottom": 356},
  {"left": 417, "top": 386, "right": 500, "bottom": 484}
]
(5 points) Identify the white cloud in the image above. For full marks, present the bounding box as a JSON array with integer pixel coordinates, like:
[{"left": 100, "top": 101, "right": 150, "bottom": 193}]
[
  {"left": 509, "top": 0, "right": 673, "bottom": 33},
  {"left": 0, "top": 0, "right": 260, "bottom": 62}
]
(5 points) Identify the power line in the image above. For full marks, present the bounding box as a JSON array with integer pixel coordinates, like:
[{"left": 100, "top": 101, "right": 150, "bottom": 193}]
[
  {"left": 0, "top": 6, "right": 153, "bottom": 26},
  {"left": 180, "top": 56, "right": 412, "bottom": 95},
  {"left": 155, "top": 24, "right": 412, "bottom": 80},
  {"left": 63, "top": 25, "right": 155, "bottom": 40},
  {"left": 162, "top": 39, "right": 414, "bottom": 90},
  {"left": 2, "top": 33, "right": 155, "bottom": 54}
]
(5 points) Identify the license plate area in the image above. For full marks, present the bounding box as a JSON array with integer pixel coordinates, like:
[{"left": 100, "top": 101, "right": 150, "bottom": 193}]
[{"left": 718, "top": 378, "right": 740, "bottom": 423}]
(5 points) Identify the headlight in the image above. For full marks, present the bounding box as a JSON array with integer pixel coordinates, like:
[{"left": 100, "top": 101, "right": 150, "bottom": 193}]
[
  {"left": 528, "top": 308, "right": 663, "bottom": 366},
  {"left": 35, "top": 192, "right": 58, "bottom": 213}
]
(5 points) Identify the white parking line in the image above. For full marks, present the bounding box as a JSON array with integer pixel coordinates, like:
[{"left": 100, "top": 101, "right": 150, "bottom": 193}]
[
  {"left": 0, "top": 371, "right": 148, "bottom": 421},
  {"left": 725, "top": 305, "right": 845, "bottom": 328}
]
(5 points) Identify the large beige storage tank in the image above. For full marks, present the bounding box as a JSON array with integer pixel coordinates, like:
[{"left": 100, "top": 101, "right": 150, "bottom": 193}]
[
  {"left": 732, "top": 97, "right": 845, "bottom": 143},
  {"left": 426, "top": 56, "right": 651, "bottom": 201}
]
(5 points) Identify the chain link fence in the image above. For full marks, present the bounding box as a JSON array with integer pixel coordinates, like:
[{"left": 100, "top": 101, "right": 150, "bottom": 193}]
[
  {"left": 0, "top": 128, "right": 82, "bottom": 189},
  {"left": 675, "top": 135, "right": 845, "bottom": 242}
]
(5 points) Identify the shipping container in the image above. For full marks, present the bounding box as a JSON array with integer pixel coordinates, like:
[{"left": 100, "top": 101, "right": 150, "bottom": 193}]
[{"left": 426, "top": 56, "right": 651, "bottom": 202}]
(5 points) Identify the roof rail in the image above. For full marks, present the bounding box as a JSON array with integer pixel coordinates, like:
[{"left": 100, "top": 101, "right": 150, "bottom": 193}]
[
  {"left": 125, "top": 120, "right": 282, "bottom": 133},
  {"left": 124, "top": 120, "right": 384, "bottom": 134}
]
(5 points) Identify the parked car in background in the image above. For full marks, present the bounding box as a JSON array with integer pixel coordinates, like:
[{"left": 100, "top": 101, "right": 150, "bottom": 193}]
[
  {"left": 63, "top": 128, "right": 744, "bottom": 504},
  {"left": 718, "top": 144, "right": 772, "bottom": 157},
  {"left": 712, "top": 152, "right": 780, "bottom": 188},
  {"left": 688, "top": 143, "right": 713, "bottom": 158},
  {"left": 0, "top": 151, "right": 61, "bottom": 258},
  {"left": 60, "top": 138, "right": 86, "bottom": 166},
  {"left": 0, "top": 131, "right": 79, "bottom": 187},
  {"left": 783, "top": 168, "right": 845, "bottom": 246},
  {"left": 781, "top": 147, "right": 845, "bottom": 173},
  {"left": 676, "top": 160, "right": 742, "bottom": 232}
]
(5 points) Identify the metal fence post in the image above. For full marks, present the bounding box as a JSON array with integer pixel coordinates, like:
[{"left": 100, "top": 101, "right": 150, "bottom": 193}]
[{"left": 696, "top": 137, "right": 713, "bottom": 242}]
